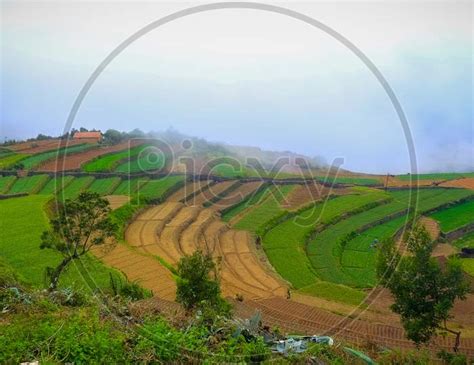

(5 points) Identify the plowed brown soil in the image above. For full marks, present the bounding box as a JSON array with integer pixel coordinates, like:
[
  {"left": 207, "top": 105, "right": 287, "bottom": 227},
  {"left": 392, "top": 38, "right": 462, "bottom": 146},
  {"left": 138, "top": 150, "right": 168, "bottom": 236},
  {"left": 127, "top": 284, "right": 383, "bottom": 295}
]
[
  {"left": 36, "top": 140, "right": 144, "bottom": 171},
  {"left": 166, "top": 180, "right": 212, "bottom": 202},
  {"left": 105, "top": 195, "right": 130, "bottom": 210},
  {"left": 284, "top": 183, "right": 349, "bottom": 210},
  {"left": 211, "top": 181, "right": 262, "bottom": 210},
  {"left": 7, "top": 138, "right": 95, "bottom": 154},
  {"left": 192, "top": 181, "right": 239, "bottom": 206},
  {"left": 419, "top": 216, "right": 440, "bottom": 240},
  {"left": 440, "top": 178, "right": 474, "bottom": 190}
]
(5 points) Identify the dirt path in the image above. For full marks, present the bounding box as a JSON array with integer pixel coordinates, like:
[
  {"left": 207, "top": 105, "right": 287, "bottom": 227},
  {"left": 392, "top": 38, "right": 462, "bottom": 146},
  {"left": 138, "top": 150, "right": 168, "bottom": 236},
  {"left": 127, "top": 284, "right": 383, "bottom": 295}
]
[
  {"left": 440, "top": 178, "right": 474, "bottom": 190},
  {"left": 105, "top": 195, "right": 130, "bottom": 210}
]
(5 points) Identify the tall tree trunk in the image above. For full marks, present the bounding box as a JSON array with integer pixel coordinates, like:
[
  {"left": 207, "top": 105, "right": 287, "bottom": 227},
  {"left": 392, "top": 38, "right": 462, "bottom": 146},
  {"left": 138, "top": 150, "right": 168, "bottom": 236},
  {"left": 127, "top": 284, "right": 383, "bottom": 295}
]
[{"left": 49, "top": 256, "right": 73, "bottom": 291}]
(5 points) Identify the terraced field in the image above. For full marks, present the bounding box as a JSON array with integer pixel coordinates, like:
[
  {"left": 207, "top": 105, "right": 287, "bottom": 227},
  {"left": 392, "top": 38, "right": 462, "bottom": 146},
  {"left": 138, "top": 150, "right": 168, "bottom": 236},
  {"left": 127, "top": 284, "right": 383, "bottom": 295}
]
[
  {"left": 316, "top": 176, "right": 381, "bottom": 186},
  {"left": 82, "top": 143, "right": 150, "bottom": 172},
  {"left": 112, "top": 177, "right": 149, "bottom": 195},
  {"left": 166, "top": 180, "right": 212, "bottom": 203},
  {"left": 7, "top": 174, "right": 50, "bottom": 194},
  {"left": 120, "top": 201, "right": 287, "bottom": 300},
  {"left": 0, "top": 175, "right": 17, "bottom": 193},
  {"left": 191, "top": 180, "right": 240, "bottom": 206},
  {"left": 429, "top": 199, "right": 474, "bottom": 233},
  {"left": 221, "top": 184, "right": 270, "bottom": 222},
  {"left": 38, "top": 175, "right": 75, "bottom": 195},
  {"left": 232, "top": 184, "right": 298, "bottom": 232},
  {"left": 60, "top": 176, "right": 95, "bottom": 200},
  {"left": 397, "top": 172, "right": 474, "bottom": 181},
  {"left": 114, "top": 145, "right": 166, "bottom": 173},
  {"left": 136, "top": 176, "right": 185, "bottom": 201},
  {"left": 87, "top": 177, "right": 122, "bottom": 195},
  {"left": 0, "top": 153, "right": 30, "bottom": 169},
  {"left": 6, "top": 138, "right": 94, "bottom": 154},
  {"left": 22, "top": 143, "right": 97, "bottom": 170},
  {"left": 205, "top": 181, "right": 262, "bottom": 210}
]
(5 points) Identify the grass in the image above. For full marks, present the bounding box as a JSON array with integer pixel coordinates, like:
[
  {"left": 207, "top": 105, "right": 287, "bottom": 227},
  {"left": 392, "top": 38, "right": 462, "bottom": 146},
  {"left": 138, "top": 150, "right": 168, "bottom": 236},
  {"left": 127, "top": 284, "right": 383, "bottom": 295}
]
[
  {"left": 112, "top": 177, "right": 150, "bottom": 195},
  {"left": 21, "top": 143, "right": 96, "bottom": 170},
  {"left": 0, "top": 153, "right": 30, "bottom": 169},
  {"left": 298, "top": 281, "right": 366, "bottom": 306},
  {"left": 136, "top": 176, "right": 184, "bottom": 201},
  {"left": 59, "top": 176, "right": 95, "bottom": 200},
  {"left": 397, "top": 172, "right": 474, "bottom": 181},
  {"left": 38, "top": 175, "right": 75, "bottom": 195},
  {"left": 0, "top": 175, "right": 17, "bottom": 194},
  {"left": 82, "top": 144, "right": 148, "bottom": 172},
  {"left": 7, "top": 175, "right": 50, "bottom": 194},
  {"left": 262, "top": 190, "right": 389, "bottom": 289},
  {"left": 461, "top": 259, "right": 474, "bottom": 276},
  {"left": 114, "top": 146, "right": 166, "bottom": 173},
  {"left": 429, "top": 199, "right": 474, "bottom": 233},
  {"left": 452, "top": 231, "right": 474, "bottom": 250},
  {"left": 0, "top": 195, "right": 120, "bottom": 291},
  {"left": 87, "top": 177, "right": 122, "bottom": 195},
  {"left": 233, "top": 185, "right": 297, "bottom": 232}
]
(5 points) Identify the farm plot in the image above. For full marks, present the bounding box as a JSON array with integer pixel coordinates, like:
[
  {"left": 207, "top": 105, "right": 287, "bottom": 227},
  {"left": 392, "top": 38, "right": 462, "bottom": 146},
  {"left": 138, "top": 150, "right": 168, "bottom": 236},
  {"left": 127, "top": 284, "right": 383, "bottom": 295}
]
[
  {"left": 308, "top": 188, "right": 473, "bottom": 287},
  {"left": 0, "top": 175, "right": 17, "bottom": 193},
  {"left": 59, "top": 176, "right": 95, "bottom": 200},
  {"left": 136, "top": 176, "right": 184, "bottom": 201},
  {"left": 0, "top": 153, "right": 29, "bottom": 169},
  {"left": 22, "top": 143, "right": 96, "bottom": 170},
  {"left": 221, "top": 184, "right": 270, "bottom": 222},
  {"left": 38, "top": 175, "right": 75, "bottom": 195},
  {"left": 0, "top": 195, "right": 120, "bottom": 291},
  {"left": 262, "top": 190, "right": 389, "bottom": 289},
  {"left": 87, "top": 177, "right": 122, "bottom": 195},
  {"left": 429, "top": 199, "right": 474, "bottom": 233},
  {"left": 39, "top": 140, "right": 142, "bottom": 172},
  {"left": 191, "top": 180, "right": 239, "bottom": 206},
  {"left": 112, "top": 177, "right": 149, "bottom": 195},
  {"left": 82, "top": 143, "right": 149, "bottom": 172},
  {"left": 6, "top": 138, "right": 94, "bottom": 154},
  {"left": 7, "top": 174, "right": 50, "bottom": 194},
  {"left": 315, "top": 176, "right": 380, "bottom": 186},
  {"left": 453, "top": 231, "right": 474, "bottom": 249},
  {"left": 209, "top": 181, "right": 263, "bottom": 210},
  {"left": 114, "top": 145, "right": 166, "bottom": 173},
  {"left": 232, "top": 185, "right": 298, "bottom": 232},
  {"left": 397, "top": 172, "right": 474, "bottom": 181},
  {"left": 166, "top": 180, "right": 212, "bottom": 203}
]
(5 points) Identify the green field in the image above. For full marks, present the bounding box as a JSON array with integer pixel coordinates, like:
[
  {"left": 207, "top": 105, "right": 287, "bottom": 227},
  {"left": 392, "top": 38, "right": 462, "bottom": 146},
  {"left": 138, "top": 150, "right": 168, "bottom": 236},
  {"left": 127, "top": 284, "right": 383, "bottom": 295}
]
[
  {"left": 307, "top": 188, "right": 473, "bottom": 287},
  {"left": 60, "top": 176, "right": 95, "bottom": 200},
  {"left": 0, "top": 175, "right": 17, "bottom": 193},
  {"left": 0, "top": 195, "right": 120, "bottom": 290},
  {"left": 297, "top": 281, "right": 366, "bottom": 306},
  {"left": 112, "top": 177, "right": 149, "bottom": 195},
  {"left": 20, "top": 143, "right": 96, "bottom": 170},
  {"left": 397, "top": 172, "right": 474, "bottom": 181},
  {"left": 233, "top": 185, "right": 297, "bottom": 232},
  {"left": 452, "top": 231, "right": 474, "bottom": 250},
  {"left": 7, "top": 175, "right": 50, "bottom": 194},
  {"left": 461, "top": 259, "right": 474, "bottom": 276},
  {"left": 0, "top": 153, "right": 30, "bottom": 169},
  {"left": 262, "top": 189, "right": 389, "bottom": 289},
  {"left": 114, "top": 147, "right": 166, "bottom": 173},
  {"left": 221, "top": 185, "right": 270, "bottom": 221},
  {"left": 38, "top": 175, "right": 75, "bottom": 195},
  {"left": 87, "top": 177, "right": 122, "bottom": 195},
  {"left": 82, "top": 144, "right": 147, "bottom": 172},
  {"left": 430, "top": 199, "right": 474, "bottom": 233},
  {"left": 136, "top": 176, "right": 184, "bottom": 201},
  {"left": 316, "top": 176, "right": 380, "bottom": 186}
]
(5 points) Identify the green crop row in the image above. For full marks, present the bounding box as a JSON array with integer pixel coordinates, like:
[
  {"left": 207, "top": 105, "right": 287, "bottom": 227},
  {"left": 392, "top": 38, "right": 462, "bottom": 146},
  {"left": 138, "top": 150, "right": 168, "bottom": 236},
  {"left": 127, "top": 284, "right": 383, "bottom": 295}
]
[
  {"left": 0, "top": 175, "right": 17, "bottom": 194},
  {"left": 20, "top": 143, "right": 96, "bottom": 170},
  {"left": 82, "top": 144, "right": 149, "bottom": 172},
  {"left": 8, "top": 175, "right": 50, "bottom": 194},
  {"left": 135, "top": 175, "right": 185, "bottom": 202},
  {"left": 88, "top": 177, "right": 122, "bottom": 195},
  {"left": 429, "top": 199, "right": 474, "bottom": 233},
  {"left": 397, "top": 172, "right": 474, "bottom": 181},
  {"left": 0, "top": 153, "right": 30, "bottom": 169}
]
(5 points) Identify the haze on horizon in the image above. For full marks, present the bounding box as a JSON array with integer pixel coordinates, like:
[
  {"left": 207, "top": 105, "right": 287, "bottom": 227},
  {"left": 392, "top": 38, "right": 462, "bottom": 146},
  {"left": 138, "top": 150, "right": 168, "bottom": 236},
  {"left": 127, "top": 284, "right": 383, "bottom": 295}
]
[{"left": 1, "top": 1, "right": 473, "bottom": 174}]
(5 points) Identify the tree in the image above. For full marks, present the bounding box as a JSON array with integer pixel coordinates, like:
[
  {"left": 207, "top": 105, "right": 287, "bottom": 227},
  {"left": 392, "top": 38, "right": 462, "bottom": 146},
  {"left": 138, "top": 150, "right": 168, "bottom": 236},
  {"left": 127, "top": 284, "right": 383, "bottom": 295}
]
[
  {"left": 377, "top": 224, "right": 469, "bottom": 352},
  {"left": 103, "top": 129, "right": 125, "bottom": 145},
  {"left": 40, "top": 192, "right": 116, "bottom": 291},
  {"left": 176, "top": 250, "right": 223, "bottom": 310}
]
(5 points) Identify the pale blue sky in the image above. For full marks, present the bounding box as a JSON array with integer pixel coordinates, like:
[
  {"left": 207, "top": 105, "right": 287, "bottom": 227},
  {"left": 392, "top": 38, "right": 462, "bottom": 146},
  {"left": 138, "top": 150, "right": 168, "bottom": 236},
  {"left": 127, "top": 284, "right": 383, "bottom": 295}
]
[{"left": 1, "top": 1, "right": 472, "bottom": 174}]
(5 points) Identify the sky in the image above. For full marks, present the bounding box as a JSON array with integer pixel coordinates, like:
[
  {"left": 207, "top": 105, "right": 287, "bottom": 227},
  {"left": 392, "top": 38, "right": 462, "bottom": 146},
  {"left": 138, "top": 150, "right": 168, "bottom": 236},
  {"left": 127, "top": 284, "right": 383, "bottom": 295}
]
[{"left": 1, "top": 0, "right": 473, "bottom": 174}]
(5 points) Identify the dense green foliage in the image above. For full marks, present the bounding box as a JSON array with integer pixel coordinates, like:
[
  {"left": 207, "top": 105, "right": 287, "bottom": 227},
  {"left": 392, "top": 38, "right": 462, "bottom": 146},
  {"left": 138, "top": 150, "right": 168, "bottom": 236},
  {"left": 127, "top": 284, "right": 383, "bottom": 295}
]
[
  {"left": 21, "top": 143, "right": 95, "bottom": 170},
  {"left": 0, "top": 175, "right": 17, "bottom": 193},
  {"left": 430, "top": 199, "right": 474, "bottom": 233},
  {"left": 7, "top": 175, "right": 50, "bottom": 194},
  {"left": 0, "top": 195, "right": 118, "bottom": 291},
  {"left": 377, "top": 225, "right": 469, "bottom": 352}
]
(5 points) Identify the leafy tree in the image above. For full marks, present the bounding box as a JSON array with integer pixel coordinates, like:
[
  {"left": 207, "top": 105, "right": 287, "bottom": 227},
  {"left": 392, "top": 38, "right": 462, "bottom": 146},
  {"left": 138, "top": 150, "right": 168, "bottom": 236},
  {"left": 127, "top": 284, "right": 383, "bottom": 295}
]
[
  {"left": 103, "top": 129, "right": 125, "bottom": 144},
  {"left": 176, "top": 250, "right": 224, "bottom": 311},
  {"left": 377, "top": 224, "right": 469, "bottom": 352},
  {"left": 40, "top": 192, "right": 116, "bottom": 291}
]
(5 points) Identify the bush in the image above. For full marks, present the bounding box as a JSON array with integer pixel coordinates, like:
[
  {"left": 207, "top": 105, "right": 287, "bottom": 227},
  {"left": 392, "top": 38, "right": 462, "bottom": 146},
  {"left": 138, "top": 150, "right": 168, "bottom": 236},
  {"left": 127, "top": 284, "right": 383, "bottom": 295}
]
[{"left": 109, "top": 273, "right": 151, "bottom": 301}]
